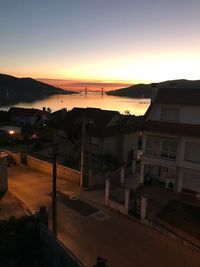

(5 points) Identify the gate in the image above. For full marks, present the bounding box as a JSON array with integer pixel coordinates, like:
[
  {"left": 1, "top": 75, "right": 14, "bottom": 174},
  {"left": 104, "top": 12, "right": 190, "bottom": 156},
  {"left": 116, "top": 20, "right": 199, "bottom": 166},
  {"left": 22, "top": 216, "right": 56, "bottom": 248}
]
[
  {"left": 20, "top": 153, "right": 28, "bottom": 165},
  {"left": 129, "top": 194, "right": 141, "bottom": 219}
]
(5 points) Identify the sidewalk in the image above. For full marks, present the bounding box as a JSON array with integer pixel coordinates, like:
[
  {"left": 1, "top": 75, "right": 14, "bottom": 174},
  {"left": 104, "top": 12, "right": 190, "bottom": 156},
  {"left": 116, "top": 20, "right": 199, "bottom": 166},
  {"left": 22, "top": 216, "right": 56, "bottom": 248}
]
[
  {"left": 135, "top": 185, "right": 200, "bottom": 248},
  {"left": 8, "top": 165, "right": 200, "bottom": 267}
]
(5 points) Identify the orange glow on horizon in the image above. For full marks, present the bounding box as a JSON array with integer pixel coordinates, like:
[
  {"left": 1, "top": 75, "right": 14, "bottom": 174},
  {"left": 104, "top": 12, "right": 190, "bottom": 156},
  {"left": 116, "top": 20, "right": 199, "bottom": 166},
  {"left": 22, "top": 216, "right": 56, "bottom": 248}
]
[
  {"left": 3, "top": 49, "right": 200, "bottom": 86},
  {"left": 1, "top": 1, "right": 200, "bottom": 88}
]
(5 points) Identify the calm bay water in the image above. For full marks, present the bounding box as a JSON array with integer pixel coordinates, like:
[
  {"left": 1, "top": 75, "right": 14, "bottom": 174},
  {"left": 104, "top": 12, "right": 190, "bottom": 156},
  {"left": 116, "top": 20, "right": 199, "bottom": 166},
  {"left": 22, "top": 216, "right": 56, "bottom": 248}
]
[{"left": 5, "top": 92, "right": 150, "bottom": 115}]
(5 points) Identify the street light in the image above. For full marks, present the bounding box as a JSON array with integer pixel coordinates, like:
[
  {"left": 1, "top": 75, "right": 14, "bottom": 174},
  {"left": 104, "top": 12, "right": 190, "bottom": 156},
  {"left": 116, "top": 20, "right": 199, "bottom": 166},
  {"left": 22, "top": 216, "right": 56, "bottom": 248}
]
[
  {"left": 52, "top": 142, "right": 57, "bottom": 239},
  {"left": 45, "top": 126, "right": 58, "bottom": 238},
  {"left": 8, "top": 130, "right": 15, "bottom": 135},
  {"left": 80, "top": 113, "right": 85, "bottom": 188}
]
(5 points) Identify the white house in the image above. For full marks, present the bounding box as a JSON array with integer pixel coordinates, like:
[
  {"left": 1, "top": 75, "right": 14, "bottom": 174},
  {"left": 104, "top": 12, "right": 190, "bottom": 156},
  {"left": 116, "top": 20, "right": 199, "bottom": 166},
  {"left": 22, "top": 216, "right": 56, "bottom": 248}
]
[
  {"left": 89, "top": 114, "right": 141, "bottom": 166},
  {"left": 140, "top": 87, "right": 200, "bottom": 198}
]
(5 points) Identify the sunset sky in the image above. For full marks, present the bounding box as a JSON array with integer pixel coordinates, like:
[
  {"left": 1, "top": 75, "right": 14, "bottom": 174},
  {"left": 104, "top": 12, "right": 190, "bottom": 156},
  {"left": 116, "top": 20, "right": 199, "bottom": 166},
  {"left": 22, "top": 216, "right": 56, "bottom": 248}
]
[{"left": 0, "top": 0, "right": 200, "bottom": 84}]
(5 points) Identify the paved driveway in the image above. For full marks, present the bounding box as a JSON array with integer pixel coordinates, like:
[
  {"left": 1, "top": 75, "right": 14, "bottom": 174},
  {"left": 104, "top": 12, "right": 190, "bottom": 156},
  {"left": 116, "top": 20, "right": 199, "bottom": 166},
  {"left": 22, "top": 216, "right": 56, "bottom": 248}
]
[{"left": 8, "top": 165, "right": 200, "bottom": 267}]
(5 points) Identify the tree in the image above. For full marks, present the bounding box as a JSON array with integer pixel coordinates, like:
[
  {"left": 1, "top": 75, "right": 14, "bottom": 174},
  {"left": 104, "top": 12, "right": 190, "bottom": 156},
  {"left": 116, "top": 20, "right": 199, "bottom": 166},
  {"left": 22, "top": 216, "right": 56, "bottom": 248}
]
[
  {"left": 47, "top": 107, "right": 52, "bottom": 113},
  {"left": 124, "top": 110, "right": 130, "bottom": 115}
]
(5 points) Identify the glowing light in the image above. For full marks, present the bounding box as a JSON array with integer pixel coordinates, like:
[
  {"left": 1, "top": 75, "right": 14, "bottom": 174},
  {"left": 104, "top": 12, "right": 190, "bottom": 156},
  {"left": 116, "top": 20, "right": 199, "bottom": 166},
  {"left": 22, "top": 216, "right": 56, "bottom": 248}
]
[{"left": 9, "top": 130, "right": 15, "bottom": 135}]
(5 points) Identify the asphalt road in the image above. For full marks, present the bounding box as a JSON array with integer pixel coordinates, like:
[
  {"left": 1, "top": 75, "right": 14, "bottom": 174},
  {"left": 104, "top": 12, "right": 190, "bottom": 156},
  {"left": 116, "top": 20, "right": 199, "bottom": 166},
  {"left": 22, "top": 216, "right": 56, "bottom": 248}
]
[{"left": 8, "top": 165, "right": 200, "bottom": 267}]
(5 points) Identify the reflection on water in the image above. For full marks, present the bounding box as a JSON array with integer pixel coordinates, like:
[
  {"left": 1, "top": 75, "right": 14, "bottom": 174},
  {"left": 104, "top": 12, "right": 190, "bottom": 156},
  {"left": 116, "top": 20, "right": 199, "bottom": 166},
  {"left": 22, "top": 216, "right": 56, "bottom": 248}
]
[{"left": 7, "top": 92, "right": 151, "bottom": 115}]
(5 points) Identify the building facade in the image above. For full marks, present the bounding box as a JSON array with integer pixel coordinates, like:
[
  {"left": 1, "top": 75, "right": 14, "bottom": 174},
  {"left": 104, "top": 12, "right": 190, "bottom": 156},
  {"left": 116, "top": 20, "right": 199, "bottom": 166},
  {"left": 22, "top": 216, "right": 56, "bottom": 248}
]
[{"left": 140, "top": 87, "right": 200, "bottom": 198}]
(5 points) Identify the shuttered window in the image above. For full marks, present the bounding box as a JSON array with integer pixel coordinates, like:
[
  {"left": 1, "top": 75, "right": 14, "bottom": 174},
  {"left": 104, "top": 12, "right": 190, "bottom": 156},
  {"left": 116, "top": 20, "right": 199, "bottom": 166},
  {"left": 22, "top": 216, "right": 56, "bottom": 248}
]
[
  {"left": 185, "top": 142, "right": 200, "bottom": 163},
  {"left": 146, "top": 135, "right": 177, "bottom": 159}
]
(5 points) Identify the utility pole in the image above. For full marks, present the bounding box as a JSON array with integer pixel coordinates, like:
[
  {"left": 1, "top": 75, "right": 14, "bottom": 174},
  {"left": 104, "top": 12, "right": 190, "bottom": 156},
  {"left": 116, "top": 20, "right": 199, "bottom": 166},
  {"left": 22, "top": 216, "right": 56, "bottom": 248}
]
[
  {"left": 52, "top": 142, "right": 57, "bottom": 238},
  {"left": 88, "top": 123, "right": 93, "bottom": 188},
  {"left": 80, "top": 113, "right": 85, "bottom": 188}
]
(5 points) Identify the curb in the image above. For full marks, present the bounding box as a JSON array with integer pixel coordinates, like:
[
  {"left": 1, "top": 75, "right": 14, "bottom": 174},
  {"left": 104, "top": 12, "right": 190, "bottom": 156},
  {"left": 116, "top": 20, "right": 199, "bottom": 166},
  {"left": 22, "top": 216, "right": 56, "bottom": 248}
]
[{"left": 9, "top": 191, "right": 33, "bottom": 215}]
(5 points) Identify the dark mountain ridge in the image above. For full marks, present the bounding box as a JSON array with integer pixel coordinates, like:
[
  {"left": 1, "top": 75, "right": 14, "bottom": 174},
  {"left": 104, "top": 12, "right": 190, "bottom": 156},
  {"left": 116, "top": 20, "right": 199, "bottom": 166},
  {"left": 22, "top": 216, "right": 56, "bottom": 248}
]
[
  {"left": 106, "top": 79, "right": 200, "bottom": 98},
  {"left": 0, "top": 73, "right": 76, "bottom": 107}
]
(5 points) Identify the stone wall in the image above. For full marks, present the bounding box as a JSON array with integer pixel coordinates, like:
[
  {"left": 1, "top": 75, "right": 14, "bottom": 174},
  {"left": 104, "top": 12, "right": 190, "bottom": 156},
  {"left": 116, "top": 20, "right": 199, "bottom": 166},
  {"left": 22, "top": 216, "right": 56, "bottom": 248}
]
[
  {"left": 57, "top": 163, "right": 80, "bottom": 184},
  {"left": 6, "top": 150, "right": 80, "bottom": 185},
  {"left": 27, "top": 156, "right": 80, "bottom": 184}
]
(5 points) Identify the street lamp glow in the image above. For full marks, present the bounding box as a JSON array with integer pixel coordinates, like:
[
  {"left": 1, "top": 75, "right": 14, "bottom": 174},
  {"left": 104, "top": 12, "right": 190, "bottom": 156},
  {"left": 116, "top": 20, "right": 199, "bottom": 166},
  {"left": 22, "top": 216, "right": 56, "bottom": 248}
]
[{"left": 9, "top": 130, "right": 15, "bottom": 135}]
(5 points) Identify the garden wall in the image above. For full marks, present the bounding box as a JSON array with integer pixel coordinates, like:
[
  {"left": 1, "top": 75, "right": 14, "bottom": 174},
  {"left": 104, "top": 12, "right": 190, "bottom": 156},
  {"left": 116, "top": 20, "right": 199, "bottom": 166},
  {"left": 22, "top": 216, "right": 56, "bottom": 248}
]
[
  {"left": 27, "top": 156, "right": 80, "bottom": 184},
  {"left": 5, "top": 150, "right": 80, "bottom": 185}
]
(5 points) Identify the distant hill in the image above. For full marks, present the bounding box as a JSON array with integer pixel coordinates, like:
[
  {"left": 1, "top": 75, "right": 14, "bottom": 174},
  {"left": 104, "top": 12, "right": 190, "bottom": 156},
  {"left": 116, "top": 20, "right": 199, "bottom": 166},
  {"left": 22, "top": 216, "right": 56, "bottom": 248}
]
[
  {"left": 0, "top": 73, "right": 76, "bottom": 107},
  {"left": 106, "top": 79, "right": 200, "bottom": 98}
]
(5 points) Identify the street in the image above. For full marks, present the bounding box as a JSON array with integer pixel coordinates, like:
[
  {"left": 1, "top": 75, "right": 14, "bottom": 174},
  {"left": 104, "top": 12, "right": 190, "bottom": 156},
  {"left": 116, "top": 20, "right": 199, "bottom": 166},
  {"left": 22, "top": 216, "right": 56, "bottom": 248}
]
[{"left": 8, "top": 165, "right": 200, "bottom": 267}]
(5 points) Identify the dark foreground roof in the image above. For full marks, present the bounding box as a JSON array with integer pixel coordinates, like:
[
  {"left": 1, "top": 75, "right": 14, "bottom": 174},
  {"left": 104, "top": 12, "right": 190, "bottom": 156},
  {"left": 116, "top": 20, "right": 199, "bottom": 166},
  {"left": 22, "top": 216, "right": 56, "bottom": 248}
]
[
  {"left": 65, "top": 107, "right": 120, "bottom": 129},
  {"left": 92, "top": 115, "right": 143, "bottom": 137},
  {"left": 9, "top": 107, "right": 42, "bottom": 117},
  {"left": 50, "top": 107, "right": 143, "bottom": 136},
  {"left": 155, "top": 87, "right": 200, "bottom": 106},
  {"left": 144, "top": 120, "right": 200, "bottom": 137}
]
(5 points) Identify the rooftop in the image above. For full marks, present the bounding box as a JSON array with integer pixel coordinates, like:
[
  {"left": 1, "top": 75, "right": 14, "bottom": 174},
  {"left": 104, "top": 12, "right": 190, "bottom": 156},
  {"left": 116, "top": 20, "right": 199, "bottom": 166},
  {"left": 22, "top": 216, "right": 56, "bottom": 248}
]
[
  {"left": 155, "top": 87, "right": 200, "bottom": 106},
  {"left": 51, "top": 107, "right": 120, "bottom": 131},
  {"left": 68, "top": 107, "right": 120, "bottom": 127},
  {"left": 143, "top": 120, "right": 200, "bottom": 136},
  {"left": 9, "top": 107, "right": 42, "bottom": 117}
]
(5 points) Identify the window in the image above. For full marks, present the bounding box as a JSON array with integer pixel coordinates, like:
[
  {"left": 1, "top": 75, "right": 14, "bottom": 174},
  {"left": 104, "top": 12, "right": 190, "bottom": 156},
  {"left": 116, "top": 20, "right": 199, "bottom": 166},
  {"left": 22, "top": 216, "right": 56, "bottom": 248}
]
[
  {"left": 162, "top": 139, "right": 169, "bottom": 157},
  {"left": 169, "top": 140, "right": 177, "bottom": 159},
  {"left": 161, "top": 108, "right": 179, "bottom": 122},
  {"left": 146, "top": 135, "right": 177, "bottom": 159},
  {"left": 146, "top": 136, "right": 154, "bottom": 155},
  {"left": 185, "top": 142, "right": 200, "bottom": 163}
]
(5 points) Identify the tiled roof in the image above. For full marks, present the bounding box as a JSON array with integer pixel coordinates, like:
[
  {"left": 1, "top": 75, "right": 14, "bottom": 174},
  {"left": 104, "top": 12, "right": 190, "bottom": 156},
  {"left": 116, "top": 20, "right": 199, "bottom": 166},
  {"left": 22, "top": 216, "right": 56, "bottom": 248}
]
[
  {"left": 65, "top": 107, "right": 120, "bottom": 129},
  {"left": 9, "top": 107, "right": 42, "bottom": 117},
  {"left": 155, "top": 87, "right": 200, "bottom": 106},
  {"left": 143, "top": 120, "right": 200, "bottom": 136},
  {"left": 92, "top": 115, "right": 143, "bottom": 137},
  {"left": 50, "top": 107, "right": 143, "bottom": 137}
]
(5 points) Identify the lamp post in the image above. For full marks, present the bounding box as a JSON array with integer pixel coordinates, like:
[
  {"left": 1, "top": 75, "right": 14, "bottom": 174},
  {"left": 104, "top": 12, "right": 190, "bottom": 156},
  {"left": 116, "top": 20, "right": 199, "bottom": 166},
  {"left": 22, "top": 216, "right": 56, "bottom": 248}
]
[
  {"left": 80, "top": 114, "right": 85, "bottom": 188},
  {"left": 88, "top": 120, "right": 94, "bottom": 188},
  {"left": 52, "top": 142, "right": 57, "bottom": 238},
  {"left": 44, "top": 124, "right": 57, "bottom": 238}
]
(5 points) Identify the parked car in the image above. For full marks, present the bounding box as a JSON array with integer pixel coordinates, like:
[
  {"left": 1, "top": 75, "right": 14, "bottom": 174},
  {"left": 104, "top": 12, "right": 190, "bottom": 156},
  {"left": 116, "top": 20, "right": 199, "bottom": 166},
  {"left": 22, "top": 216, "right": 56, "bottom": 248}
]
[{"left": 7, "top": 155, "right": 16, "bottom": 167}]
